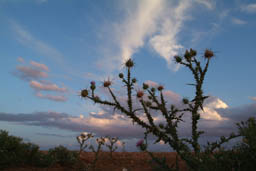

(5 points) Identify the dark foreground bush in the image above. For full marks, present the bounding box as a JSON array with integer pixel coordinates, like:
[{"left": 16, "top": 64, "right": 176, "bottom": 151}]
[
  {"left": 47, "top": 145, "right": 79, "bottom": 167},
  {"left": 0, "top": 130, "right": 40, "bottom": 168},
  {"left": 0, "top": 130, "right": 79, "bottom": 169}
]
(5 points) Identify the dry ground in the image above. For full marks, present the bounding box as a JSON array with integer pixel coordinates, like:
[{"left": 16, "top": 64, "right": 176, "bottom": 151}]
[{"left": 5, "top": 152, "right": 188, "bottom": 171}]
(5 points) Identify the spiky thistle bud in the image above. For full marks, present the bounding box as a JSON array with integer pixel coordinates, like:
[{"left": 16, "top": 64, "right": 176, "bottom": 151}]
[
  {"left": 81, "top": 89, "right": 89, "bottom": 98},
  {"left": 125, "top": 58, "right": 134, "bottom": 68},
  {"left": 182, "top": 98, "right": 189, "bottom": 104},
  {"left": 204, "top": 49, "right": 214, "bottom": 59},
  {"left": 174, "top": 55, "right": 182, "bottom": 63},
  {"left": 143, "top": 83, "right": 149, "bottom": 90},
  {"left": 94, "top": 96, "right": 100, "bottom": 101},
  {"left": 151, "top": 87, "right": 156, "bottom": 92},
  {"left": 90, "top": 81, "right": 96, "bottom": 90},
  {"left": 184, "top": 50, "right": 191, "bottom": 60},
  {"left": 190, "top": 48, "right": 197, "bottom": 57},
  {"left": 132, "top": 78, "right": 137, "bottom": 83},
  {"left": 159, "top": 123, "right": 164, "bottom": 129},
  {"left": 145, "top": 101, "right": 152, "bottom": 107},
  {"left": 119, "top": 73, "right": 124, "bottom": 79}
]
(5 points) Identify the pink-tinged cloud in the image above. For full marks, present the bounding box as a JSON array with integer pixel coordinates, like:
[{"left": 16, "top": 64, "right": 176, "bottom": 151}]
[
  {"left": 17, "top": 57, "right": 24, "bottom": 63},
  {"left": 36, "top": 92, "right": 67, "bottom": 102},
  {"left": 30, "top": 61, "right": 49, "bottom": 71},
  {"left": 249, "top": 96, "right": 256, "bottom": 101},
  {"left": 15, "top": 66, "right": 48, "bottom": 80},
  {"left": 30, "top": 80, "right": 67, "bottom": 92}
]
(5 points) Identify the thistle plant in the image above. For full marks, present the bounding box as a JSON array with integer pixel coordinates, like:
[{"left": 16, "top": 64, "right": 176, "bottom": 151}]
[
  {"left": 80, "top": 48, "right": 241, "bottom": 170},
  {"left": 77, "top": 132, "right": 94, "bottom": 155},
  {"left": 89, "top": 137, "right": 105, "bottom": 171},
  {"left": 120, "top": 141, "right": 126, "bottom": 152},
  {"left": 104, "top": 135, "right": 119, "bottom": 159}
]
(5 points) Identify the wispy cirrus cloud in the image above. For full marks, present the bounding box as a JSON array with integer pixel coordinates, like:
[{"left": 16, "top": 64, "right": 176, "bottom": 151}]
[
  {"left": 97, "top": 0, "right": 219, "bottom": 73},
  {"left": 231, "top": 18, "right": 247, "bottom": 25},
  {"left": 241, "top": 3, "right": 256, "bottom": 13},
  {"left": 11, "top": 21, "right": 64, "bottom": 65}
]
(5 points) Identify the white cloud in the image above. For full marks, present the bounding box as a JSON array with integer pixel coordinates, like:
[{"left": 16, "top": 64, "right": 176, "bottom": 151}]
[
  {"left": 241, "top": 3, "right": 256, "bottom": 13},
  {"left": 201, "top": 97, "right": 229, "bottom": 120},
  {"left": 117, "top": 0, "right": 164, "bottom": 63},
  {"left": 150, "top": 0, "right": 192, "bottom": 71},
  {"left": 231, "top": 18, "right": 247, "bottom": 25}
]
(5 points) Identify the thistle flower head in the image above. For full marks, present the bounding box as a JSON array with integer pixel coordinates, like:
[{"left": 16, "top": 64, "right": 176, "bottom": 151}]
[
  {"left": 81, "top": 89, "right": 89, "bottom": 98},
  {"left": 136, "top": 139, "right": 144, "bottom": 147},
  {"left": 125, "top": 58, "right": 134, "bottom": 68},
  {"left": 157, "top": 85, "right": 164, "bottom": 91},
  {"left": 204, "top": 49, "right": 214, "bottom": 59},
  {"left": 90, "top": 81, "right": 96, "bottom": 90},
  {"left": 103, "top": 80, "right": 112, "bottom": 87},
  {"left": 137, "top": 90, "right": 144, "bottom": 98}
]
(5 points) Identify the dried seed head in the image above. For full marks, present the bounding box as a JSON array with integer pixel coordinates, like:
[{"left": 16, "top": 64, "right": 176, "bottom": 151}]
[
  {"left": 132, "top": 78, "right": 137, "bottom": 83},
  {"left": 81, "top": 89, "right": 89, "bottom": 97},
  {"left": 151, "top": 87, "right": 156, "bottom": 92},
  {"left": 143, "top": 83, "right": 149, "bottom": 90},
  {"left": 119, "top": 73, "right": 124, "bottom": 79},
  {"left": 157, "top": 85, "right": 164, "bottom": 91},
  {"left": 204, "top": 49, "right": 214, "bottom": 59},
  {"left": 103, "top": 80, "right": 111, "bottom": 87},
  {"left": 125, "top": 58, "right": 134, "bottom": 68},
  {"left": 137, "top": 91, "right": 144, "bottom": 98}
]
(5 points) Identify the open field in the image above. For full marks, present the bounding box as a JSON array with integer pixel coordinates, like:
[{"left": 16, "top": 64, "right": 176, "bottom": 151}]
[{"left": 4, "top": 152, "right": 188, "bottom": 171}]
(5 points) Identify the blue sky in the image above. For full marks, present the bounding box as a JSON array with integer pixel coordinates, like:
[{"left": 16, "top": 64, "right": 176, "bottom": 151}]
[{"left": 0, "top": 0, "right": 255, "bottom": 151}]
